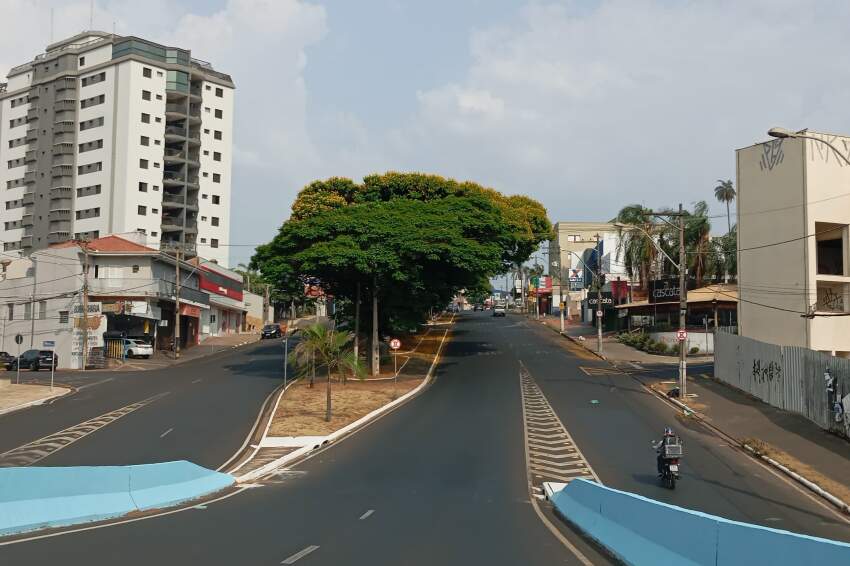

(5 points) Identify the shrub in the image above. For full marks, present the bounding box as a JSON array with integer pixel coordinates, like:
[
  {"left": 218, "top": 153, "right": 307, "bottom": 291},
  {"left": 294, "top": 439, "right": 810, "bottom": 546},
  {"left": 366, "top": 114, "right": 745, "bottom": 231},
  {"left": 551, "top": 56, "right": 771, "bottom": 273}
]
[{"left": 689, "top": 346, "right": 700, "bottom": 355}]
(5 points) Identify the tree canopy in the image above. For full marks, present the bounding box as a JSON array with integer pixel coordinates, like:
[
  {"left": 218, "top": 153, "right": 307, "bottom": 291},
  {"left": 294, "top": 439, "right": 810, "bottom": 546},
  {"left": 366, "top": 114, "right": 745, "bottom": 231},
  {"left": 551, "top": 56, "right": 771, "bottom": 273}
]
[{"left": 252, "top": 172, "right": 552, "bottom": 330}]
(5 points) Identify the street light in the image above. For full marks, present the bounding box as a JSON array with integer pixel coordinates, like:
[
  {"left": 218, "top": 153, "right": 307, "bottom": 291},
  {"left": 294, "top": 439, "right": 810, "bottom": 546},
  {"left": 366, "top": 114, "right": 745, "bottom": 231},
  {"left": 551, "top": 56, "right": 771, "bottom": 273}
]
[{"left": 768, "top": 127, "right": 850, "bottom": 167}]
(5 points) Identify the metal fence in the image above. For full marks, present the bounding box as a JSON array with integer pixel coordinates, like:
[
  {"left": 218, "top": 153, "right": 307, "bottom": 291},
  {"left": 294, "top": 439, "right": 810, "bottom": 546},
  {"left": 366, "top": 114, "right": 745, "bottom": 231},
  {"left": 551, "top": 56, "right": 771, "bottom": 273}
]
[{"left": 714, "top": 332, "right": 850, "bottom": 437}]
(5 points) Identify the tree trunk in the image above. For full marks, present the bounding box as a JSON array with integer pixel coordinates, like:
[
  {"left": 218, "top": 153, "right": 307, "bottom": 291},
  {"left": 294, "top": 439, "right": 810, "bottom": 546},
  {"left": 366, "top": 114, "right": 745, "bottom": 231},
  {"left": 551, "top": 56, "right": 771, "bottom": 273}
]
[
  {"left": 371, "top": 274, "right": 379, "bottom": 376},
  {"left": 325, "top": 366, "right": 332, "bottom": 422},
  {"left": 352, "top": 281, "right": 360, "bottom": 385},
  {"left": 726, "top": 200, "right": 731, "bottom": 234}
]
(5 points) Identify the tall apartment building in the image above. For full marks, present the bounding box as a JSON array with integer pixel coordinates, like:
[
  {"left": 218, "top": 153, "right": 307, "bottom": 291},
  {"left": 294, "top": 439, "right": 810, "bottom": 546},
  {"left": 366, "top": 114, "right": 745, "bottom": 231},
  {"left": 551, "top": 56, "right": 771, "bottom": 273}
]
[{"left": 0, "top": 31, "right": 234, "bottom": 266}]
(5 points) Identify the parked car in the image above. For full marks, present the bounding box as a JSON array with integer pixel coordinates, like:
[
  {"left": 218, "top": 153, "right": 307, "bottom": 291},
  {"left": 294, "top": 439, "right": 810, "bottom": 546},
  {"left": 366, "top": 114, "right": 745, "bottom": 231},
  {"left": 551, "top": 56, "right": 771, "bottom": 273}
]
[
  {"left": 0, "top": 351, "right": 13, "bottom": 367},
  {"left": 473, "top": 304, "right": 484, "bottom": 311},
  {"left": 7, "top": 349, "right": 58, "bottom": 371},
  {"left": 261, "top": 324, "right": 282, "bottom": 339},
  {"left": 493, "top": 304, "right": 507, "bottom": 317},
  {"left": 123, "top": 339, "right": 153, "bottom": 359}
]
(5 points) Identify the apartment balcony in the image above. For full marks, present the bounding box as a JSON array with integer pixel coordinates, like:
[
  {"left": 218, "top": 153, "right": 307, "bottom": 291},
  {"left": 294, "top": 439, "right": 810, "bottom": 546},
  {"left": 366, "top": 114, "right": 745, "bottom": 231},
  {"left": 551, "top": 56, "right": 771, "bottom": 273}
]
[
  {"left": 22, "top": 192, "right": 34, "bottom": 205},
  {"left": 165, "top": 103, "right": 188, "bottom": 117},
  {"left": 164, "top": 126, "right": 188, "bottom": 141},
  {"left": 25, "top": 149, "right": 36, "bottom": 163},
  {"left": 49, "top": 186, "right": 73, "bottom": 199},
  {"left": 53, "top": 142, "right": 74, "bottom": 155},
  {"left": 162, "top": 192, "right": 185, "bottom": 207},
  {"left": 53, "top": 122, "right": 75, "bottom": 134},
  {"left": 26, "top": 128, "right": 38, "bottom": 142},
  {"left": 51, "top": 165, "right": 74, "bottom": 178},
  {"left": 186, "top": 177, "right": 199, "bottom": 189},
  {"left": 26, "top": 108, "right": 39, "bottom": 122},
  {"left": 47, "top": 231, "right": 71, "bottom": 244},
  {"left": 23, "top": 171, "right": 36, "bottom": 185},
  {"left": 161, "top": 215, "right": 183, "bottom": 231},
  {"left": 189, "top": 86, "right": 202, "bottom": 99},
  {"left": 183, "top": 225, "right": 198, "bottom": 235},
  {"left": 26, "top": 90, "right": 38, "bottom": 101},
  {"left": 21, "top": 236, "right": 33, "bottom": 249},
  {"left": 55, "top": 77, "right": 77, "bottom": 91},
  {"left": 21, "top": 214, "right": 33, "bottom": 227},
  {"left": 50, "top": 176, "right": 73, "bottom": 189},
  {"left": 52, "top": 154, "right": 75, "bottom": 167},
  {"left": 54, "top": 99, "right": 76, "bottom": 112},
  {"left": 186, "top": 131, "right": 201, "bottom": 144},
  {"left": 164, "top": 148, "right": 187, "bottom": 163},
  {"left": 48, "top": 208, "right": 71, "bottom": 221},
  {"left": 53, "top": 132, "right": 75, "bottom": 145},
  {"left": 163, "top": 172, "right": 185, "bottom": 187}
]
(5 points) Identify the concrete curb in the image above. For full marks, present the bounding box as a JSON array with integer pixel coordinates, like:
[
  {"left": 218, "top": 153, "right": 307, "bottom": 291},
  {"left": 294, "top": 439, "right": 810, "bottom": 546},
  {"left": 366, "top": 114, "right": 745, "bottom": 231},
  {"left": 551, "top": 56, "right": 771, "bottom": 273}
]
[
  {"left": 644, "top": 381, "right": 850, "bottom": 517},
  {"left": 235, "top": 326, "right": 452, "bottom": 483},
  {"left": 0, "top": 386, "right": 70, "bottom": 417}
]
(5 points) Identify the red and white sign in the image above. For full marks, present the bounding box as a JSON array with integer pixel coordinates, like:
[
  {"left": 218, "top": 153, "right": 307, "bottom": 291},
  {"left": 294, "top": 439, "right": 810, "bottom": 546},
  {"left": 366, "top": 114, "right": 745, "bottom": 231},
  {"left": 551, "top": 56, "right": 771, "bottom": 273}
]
[
  {"left": 677, "top": 329, "right": 688, "bottom": 342},
  {"left": 389, "top": 338, "right": 401, "bottom": 350}
]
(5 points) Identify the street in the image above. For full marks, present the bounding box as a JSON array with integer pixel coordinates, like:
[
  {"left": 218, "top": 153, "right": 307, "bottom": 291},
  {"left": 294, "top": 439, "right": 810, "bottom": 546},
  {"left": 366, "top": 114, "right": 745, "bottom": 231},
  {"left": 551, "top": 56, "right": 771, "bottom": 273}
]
[{"left": 1, "top": 312, "right": 847, "bottom": 564}]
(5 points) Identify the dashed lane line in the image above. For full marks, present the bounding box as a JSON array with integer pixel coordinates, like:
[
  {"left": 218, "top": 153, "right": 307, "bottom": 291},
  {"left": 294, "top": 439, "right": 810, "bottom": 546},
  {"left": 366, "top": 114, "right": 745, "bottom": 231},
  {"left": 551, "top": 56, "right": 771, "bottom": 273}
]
[
  {"left": 0, "top": 392, "right": 169, "bottom": 467},
  {"left": 281, "top": 545, "right": 320, "bottom": 564}
]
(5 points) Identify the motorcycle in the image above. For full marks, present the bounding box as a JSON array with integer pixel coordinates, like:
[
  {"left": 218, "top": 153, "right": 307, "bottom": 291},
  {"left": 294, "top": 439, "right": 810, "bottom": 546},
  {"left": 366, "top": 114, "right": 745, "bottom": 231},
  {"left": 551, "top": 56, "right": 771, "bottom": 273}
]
[
  {"left": 654, "top": 437, "right": 684, "bottom": 490},
  {"left": 660, "top": 455, "right": 680, "bottom": 489}
]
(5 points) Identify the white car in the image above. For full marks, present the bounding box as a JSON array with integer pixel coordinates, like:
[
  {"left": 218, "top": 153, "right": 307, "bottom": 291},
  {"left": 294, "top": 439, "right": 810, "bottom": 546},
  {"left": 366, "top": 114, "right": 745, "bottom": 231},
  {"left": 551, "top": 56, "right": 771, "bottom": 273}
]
[{"left": 124, "top": 339, "right": 153, "bottom": 359}]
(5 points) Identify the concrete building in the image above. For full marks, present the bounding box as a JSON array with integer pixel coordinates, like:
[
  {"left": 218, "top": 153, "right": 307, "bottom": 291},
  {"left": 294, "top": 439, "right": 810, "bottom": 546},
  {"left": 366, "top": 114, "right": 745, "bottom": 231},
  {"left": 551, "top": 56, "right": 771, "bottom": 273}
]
[
  {"left": 0, "top": 31, "right": 234, "bottom": 265},
  {"left": 737, "top": 129, "right": 850, "bottom": 355},
  {"left": 189, "top": 257, "right": 245, "bottom": 338},
  {"left": 548, "top": 222, "right": 631, "bottom": 320}
]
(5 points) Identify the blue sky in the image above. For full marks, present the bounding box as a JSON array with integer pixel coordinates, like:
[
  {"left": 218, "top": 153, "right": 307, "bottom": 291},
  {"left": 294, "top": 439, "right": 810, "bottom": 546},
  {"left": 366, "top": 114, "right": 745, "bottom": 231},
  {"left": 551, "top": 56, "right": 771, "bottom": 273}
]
[{"left": 5, "top": 1, "right": 850, "bottom": 267}]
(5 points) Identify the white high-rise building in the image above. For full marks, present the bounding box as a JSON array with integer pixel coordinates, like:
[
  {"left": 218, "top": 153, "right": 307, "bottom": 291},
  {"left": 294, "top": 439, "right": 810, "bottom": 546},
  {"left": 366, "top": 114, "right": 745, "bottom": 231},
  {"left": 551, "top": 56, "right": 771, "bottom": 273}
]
[{"left": 0, "top": 31, "right": 234, "bottom": 266}]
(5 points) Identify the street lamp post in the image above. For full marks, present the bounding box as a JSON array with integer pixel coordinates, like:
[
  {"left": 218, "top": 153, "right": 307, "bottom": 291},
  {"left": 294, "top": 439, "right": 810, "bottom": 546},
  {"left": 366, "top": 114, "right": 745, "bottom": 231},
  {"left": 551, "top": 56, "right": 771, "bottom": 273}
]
[{"left": 769, "top": 127, "right": 850, "bottom": 166}]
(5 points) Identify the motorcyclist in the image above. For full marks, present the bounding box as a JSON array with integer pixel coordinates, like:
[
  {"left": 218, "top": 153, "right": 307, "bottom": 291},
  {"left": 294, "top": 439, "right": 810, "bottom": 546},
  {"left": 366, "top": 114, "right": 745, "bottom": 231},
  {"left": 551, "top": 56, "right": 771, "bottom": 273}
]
[{"left": 653, "top": 427, "right": 676, "bottom": 476}]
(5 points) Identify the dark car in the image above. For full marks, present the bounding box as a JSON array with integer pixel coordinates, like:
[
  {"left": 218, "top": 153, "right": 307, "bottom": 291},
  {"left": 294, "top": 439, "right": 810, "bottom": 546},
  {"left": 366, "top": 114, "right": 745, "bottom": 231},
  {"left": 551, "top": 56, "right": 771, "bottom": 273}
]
[
  {"left": 0, "top": 351, "right": 13, "bottom": 366},
  {"left": 473, "top": 304, "right": 484, "bottom": 311},
  {"left": 7, "top": 349, "right": 58, "bottom": 371},
  {"left": 261, "top": 324, "right": 282, "bottom": 339}
]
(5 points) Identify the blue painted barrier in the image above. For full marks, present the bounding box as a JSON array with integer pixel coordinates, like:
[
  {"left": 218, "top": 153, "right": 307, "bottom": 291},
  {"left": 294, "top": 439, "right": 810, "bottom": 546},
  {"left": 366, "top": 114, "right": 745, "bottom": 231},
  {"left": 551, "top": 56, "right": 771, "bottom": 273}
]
[
  {"left": 550, "top": 479, "right": 850, "bottom": 565},
  {"left": 0, "top": 461, "right": 233, "bottom": 536}
]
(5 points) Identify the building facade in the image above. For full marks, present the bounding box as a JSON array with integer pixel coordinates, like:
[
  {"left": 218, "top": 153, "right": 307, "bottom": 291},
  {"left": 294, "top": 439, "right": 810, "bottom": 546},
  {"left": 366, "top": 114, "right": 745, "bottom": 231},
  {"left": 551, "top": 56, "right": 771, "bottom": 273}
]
[
  {"left": 737, "top": 130, "right": 850, "bottom": 355},
  {"left": 0, "top": 31, "right": 234, "bottom": 265}
]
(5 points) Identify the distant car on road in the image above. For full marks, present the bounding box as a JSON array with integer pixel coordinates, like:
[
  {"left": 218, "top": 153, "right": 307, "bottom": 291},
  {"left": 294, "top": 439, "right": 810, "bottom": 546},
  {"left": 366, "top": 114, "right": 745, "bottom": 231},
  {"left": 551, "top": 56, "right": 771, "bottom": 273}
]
[
  {"left": 473, "top": 304, "right": 484, "bottom": 311},
  {"left": 493, "top": 304, "right": 506, "bottom": 317},
  {"left": 7, "top": 349, "right": 58, "bottom": 371},
  {"left": 123, "top": 339, "right": 153, "bottom": 359},
  {"left": 0, "top": 351, "right": 13, "bottom": 367},
  {"left": 261, "top": 324, "right": 282, "bottom": 339}
]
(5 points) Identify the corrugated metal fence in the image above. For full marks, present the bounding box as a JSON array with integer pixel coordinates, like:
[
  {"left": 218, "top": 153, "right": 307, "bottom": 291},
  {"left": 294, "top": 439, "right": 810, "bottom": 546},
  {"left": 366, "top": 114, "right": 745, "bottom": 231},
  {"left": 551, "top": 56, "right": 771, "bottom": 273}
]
[{"left": 714, "top": 332, "right": 850, "bottom": 437}]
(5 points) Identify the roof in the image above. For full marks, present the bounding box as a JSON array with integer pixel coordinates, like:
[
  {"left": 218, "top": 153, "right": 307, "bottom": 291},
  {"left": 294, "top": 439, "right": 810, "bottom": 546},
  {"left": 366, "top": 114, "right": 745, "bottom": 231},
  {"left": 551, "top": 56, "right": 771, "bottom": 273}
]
[
  {"left": 49, "top": 235, "right": 157, "bottom": 254},
  {"left": 615, "top": 284, "right": 738, "bottom": 309}
]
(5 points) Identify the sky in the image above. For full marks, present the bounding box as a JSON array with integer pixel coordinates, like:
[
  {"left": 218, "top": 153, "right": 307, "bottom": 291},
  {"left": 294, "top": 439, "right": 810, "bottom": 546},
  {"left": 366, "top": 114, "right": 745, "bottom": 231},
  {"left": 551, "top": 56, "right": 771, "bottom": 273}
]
[{"left": 4, "top": 0, "right": 850, "bottom": 267}]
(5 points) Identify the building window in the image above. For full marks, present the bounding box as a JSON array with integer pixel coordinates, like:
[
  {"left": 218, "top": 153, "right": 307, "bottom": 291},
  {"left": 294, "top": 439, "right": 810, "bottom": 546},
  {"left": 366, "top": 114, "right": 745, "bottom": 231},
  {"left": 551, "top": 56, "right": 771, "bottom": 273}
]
[
  {"left": 204, "top": 128, "right": 210, "bottom": 134},
  {"left": 202, "top": 194, "right": 208, "bottom": 199},
  {"left": 213, "top": 152, "right": 221, "bottom": 162},
  {"left": 80, "top": 94, "right": 105, "bottom": 109},
  {"left": 142, "top": 90, "right": 151, "bottom": 101},
  {"left": 210, "top": 314, "right": 217, "bottom": 323},
  {"left": 137, "top": 229, "right": 146, "bottom": 235},
  {"left": 202, "top": 172, "right": 209, "bottom": 178},
  {"left": 201, "top": 216, "right": 207, "bottom": 222},
  {"left": 204, "top": 107, "right": 210, "bottom": 113},
  {"left": 212, "top": 195, "right": 220, "bottom": 205},
  {"left": 211, "top": 238, "right": 219, "bottom": 248},
  {"left": 139, "top": 182, "right": 148, "bottom": 192},
  {"left": 153, "top": 162, "right": 160, "bottom": 168},
  {"left": 152, "top": 208, "right": 158, "bottom": 214},
  {"left": 154, "top": 140, "right": 161, "bottom": 145},
  {"left": 200, "top": 237, "right": 207, "bottom": 243},
  {"left": 79, "top": 56, "right": 85, "bottom": 66},
  {"left": 138, "top": 205, "right": 147, "bottom": 215},
  {"left": 215, "top": 87, "right": 223, "bottom": 97},
  {"left": 141, "top": 113, "right": 150, "bottom": 124},
  {"left": 59, "top": 310, "right": 69, "bottom": 324},
  {"left": 153, "top": 185, "right": 159, "bottom": 191},
  {"left": 141, "top": 135, "right": 149, "bottom": 146},
  {"left": 212, "top": 173, "right": 221, "bottom": 183},
  {"left": 143, "top": 67, "right": 152, "bottom": 78},
  {"left": 156, "top": 94, "right": 162, "bottom": 100},
  {"left": 7, "top": 304, "right": 13, "bottom": 321},
  {"left": 38, "top": 300, "right": 46, "bottom": 320},
  {"left": 157, "top": 71, "right": 163, "bottom": 77},
  {"left": 203, "top": 150, "right": 209, "bottom": 156},
  {"left": 140, "top": 159, "right": 148, "bottom": 169},
  {"left": 24, "top": 302, "right": 31, "bottom": 321},
  {"left": 214, "top": 130, "right": 222, "bottom": 140},
  {"left": 214, "top": 109, "right": 223, "bottom": 119},
  {"left": 205, "top": 85, "right": 211, "bottom": 91},
  {"left": 151, "top": 231, "right": 158, "bottom": 237},
  {"left": 132, "top": 265, "right": 140, "bottom": 273},
  {"left": 816, "top": 222, "right": 847, "bottom": 276},
  {"left": 211, "top": 217, "right": 219, "bottom": 227},
  {"left": 94, "top": 265, "right": 99, "bottom": 278},
  {"left": 155, "top": 116, "right": 162, "bottom": 123}
]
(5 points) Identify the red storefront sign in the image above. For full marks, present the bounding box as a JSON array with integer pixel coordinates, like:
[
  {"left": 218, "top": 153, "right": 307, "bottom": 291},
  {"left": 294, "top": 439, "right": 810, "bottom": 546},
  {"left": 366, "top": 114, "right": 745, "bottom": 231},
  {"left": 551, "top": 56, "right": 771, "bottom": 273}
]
[
  {"left": 180, "top": 304, "right": 201, "bottom": 318},
  {"left": 199, "top": 271, "right": 244, "bottom": 301}
]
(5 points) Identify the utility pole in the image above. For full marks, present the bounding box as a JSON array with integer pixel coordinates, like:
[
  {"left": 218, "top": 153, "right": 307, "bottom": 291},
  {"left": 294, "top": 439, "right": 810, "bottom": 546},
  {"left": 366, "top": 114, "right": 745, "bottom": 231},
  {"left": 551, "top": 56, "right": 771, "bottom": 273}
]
[
  {"left": 596, "top": 233, "right": 603, "bottom": 355},
  {"left": 354, "top": 281, "right": 360, "bottom": 362},
  {"left": 29, "top": 256, "right": 37, "bottom": 348},
  {"left": 678, "top": 203, "right": 687, "bottom": 398},
  {"left": 371, "top": 274, "right": 379, "bottom": 376},
  {"left": 263, "top": 284, "right": 270, "bottom": 324},
  {"left": 174, "top": 246, "right": 181, "bottom": 359},
  {"left": 82, "top": 242, "right": 89, "bottom": 371}
]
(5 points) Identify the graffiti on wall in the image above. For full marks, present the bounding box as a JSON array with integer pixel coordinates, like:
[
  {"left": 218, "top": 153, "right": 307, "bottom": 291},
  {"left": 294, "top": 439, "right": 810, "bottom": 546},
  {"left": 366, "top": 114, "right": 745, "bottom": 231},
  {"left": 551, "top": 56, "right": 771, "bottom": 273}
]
[
  {"left": 759, "top": 140, "right": 785, "bottom": 171},
  {"left": 806, "top": 133, "right": 850, "bottom": 166},
  {"left": 752, "top": 359, "right": 782, "bottom": 384}
]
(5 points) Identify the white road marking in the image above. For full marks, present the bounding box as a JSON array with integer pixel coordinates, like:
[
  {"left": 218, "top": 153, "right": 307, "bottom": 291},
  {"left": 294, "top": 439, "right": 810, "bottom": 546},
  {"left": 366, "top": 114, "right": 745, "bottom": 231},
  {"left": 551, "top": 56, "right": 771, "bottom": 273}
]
[
  {"left": 359, "top": 509, "right": 374, "bottom": 520},
  {"left": 76, "top": 377, "right": 114, "bottom": 391},
  {"left": 192, "top": 378, "right": 202, "bottom": 384},
  {"left": 160, "top": 428, "right": 173, "bottom": 438},
  {"left": 281, "top": 545, "right": 320, "bottom": 564}
]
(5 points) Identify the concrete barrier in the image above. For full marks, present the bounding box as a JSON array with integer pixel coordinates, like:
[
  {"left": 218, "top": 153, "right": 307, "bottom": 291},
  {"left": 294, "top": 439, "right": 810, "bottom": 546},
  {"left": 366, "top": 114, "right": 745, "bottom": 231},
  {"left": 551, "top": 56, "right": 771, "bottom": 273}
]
[
  {"left": 550, "top": 479, "right": 850, "bottom": 565},
  {"left": 0, "top": 461, "right": 233, "bottom": 536}
]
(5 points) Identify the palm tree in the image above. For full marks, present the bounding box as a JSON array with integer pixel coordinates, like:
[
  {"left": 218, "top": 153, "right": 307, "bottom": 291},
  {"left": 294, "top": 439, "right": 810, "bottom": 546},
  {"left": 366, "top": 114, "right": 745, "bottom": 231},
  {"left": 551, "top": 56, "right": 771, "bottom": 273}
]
[
  {"left": 614, "top": 205, "right": 657, "bottom": 290},
  {"left": 714, "top": 180, "right": 736, "bottom": 234},
  {"left": 290, "top": 324, "right": 363, "bottom": 421}
]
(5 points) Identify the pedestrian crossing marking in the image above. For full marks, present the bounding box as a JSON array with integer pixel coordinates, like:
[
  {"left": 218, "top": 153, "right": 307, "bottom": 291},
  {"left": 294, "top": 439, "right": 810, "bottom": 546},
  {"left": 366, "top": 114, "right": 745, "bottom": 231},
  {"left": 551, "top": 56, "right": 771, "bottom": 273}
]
[{"left": 579, "top": 366, "right": 625, "bottom": 376}]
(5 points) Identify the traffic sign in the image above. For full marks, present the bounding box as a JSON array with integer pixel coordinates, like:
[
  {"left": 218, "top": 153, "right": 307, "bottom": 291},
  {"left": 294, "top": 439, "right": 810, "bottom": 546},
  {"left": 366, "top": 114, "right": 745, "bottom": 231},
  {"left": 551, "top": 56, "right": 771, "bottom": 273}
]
[
  {"left": 389, "top": 338, "right": 401, "bottom": 350},
  {"left": 43, "top": 340, "right": 55, "bottom": 348},
  {"left": 14, "top": 334, "right": 23, "bottom": 345},
  {"left": 677, "top": 329, "right": 688, "bottom": 342},
  {"left": 596, "top": 310, "right": 603, "bottom": 317}
]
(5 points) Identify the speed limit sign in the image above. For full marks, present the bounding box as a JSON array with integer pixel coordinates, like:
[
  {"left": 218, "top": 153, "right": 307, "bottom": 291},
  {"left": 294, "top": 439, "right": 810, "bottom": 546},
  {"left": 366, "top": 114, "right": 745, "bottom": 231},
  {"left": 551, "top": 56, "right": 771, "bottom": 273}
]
[{"left": 389, "top": 338, "right": 401, "bottom": 350}]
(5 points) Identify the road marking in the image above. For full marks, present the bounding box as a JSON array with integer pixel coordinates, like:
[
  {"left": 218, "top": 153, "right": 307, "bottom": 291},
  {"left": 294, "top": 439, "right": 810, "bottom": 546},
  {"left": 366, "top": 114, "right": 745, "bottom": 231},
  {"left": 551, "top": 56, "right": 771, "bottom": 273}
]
[
  {"left": 579, "top": 365, "right": 625, "bottom": 376},
  {"left": 0, "top": 392, "right": 169, "bottom": 467},
  {"left": 160, "top": 427, "right": 173, "bottom": 438},
  {"left": 359, "top": 509, "right": 374, "bottom": 520},
  {"left": 76, "top": 377, "right": 114, "bottom": 391},
  {"left": 281, "top": 545, "right": 320, "bottom": 564},
  {"left": 192, "top": 378, "right": 202, "bottom": 384}
]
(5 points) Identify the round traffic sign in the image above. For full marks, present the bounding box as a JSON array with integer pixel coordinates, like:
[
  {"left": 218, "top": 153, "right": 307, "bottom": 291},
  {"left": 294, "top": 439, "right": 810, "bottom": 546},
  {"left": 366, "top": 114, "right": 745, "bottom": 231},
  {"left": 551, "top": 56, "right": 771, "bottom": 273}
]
[
  {"left": 14, "top": 334, "right": 23, "bottom": 345},
  {"left": 389, "top": 338, "right": 401, "bottom": 350},
  {"left": 596, "top": 310, "right": 603, "bottom": 317},
  {"left": 676, "top": 329, "right": 688, "bottom": 342}
]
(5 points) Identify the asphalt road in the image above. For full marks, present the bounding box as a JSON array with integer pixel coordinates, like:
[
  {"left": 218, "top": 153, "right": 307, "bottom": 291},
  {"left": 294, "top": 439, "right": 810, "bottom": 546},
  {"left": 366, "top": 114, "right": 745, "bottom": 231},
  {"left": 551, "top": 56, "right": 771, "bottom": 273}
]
[
  {"left": 0, "top": 339, "right": 286, "bottom": 469},
  {"left": 1, "top": 313, "right": 848, "bottom": 565}
]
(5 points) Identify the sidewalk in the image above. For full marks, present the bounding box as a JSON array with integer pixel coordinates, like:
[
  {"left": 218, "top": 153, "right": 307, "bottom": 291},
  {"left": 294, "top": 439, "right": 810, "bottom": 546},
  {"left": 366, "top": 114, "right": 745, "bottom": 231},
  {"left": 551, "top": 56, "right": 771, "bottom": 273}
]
[
  {"left": 118, "top": 332, "right": 261, "bottom": 371},
  {"left": 536, "top": 316, "right": 713, "bottom": 365},
  {"left": 0, "top": 376, "right": 69, "bottom": 416}
]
